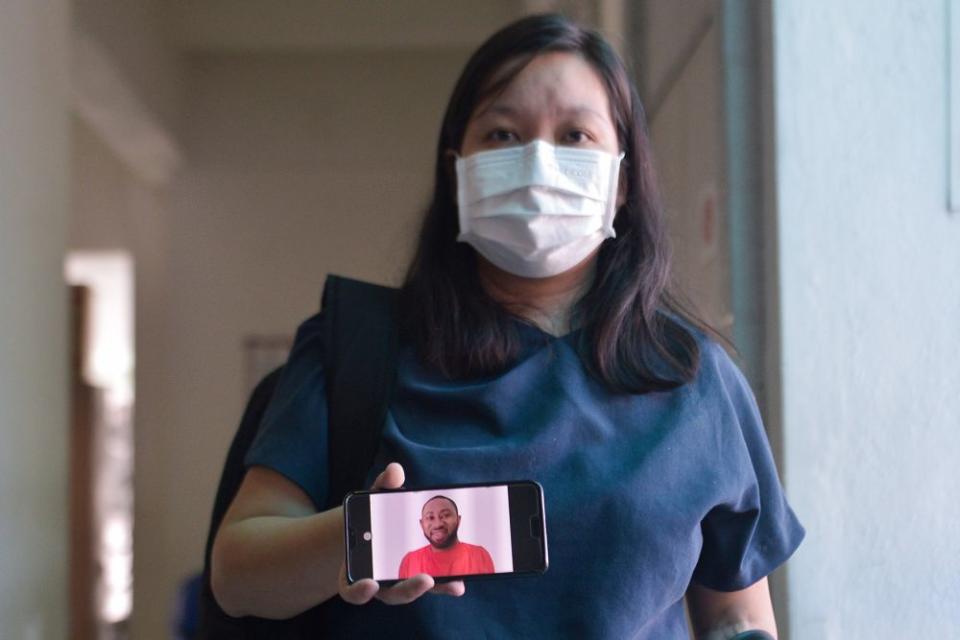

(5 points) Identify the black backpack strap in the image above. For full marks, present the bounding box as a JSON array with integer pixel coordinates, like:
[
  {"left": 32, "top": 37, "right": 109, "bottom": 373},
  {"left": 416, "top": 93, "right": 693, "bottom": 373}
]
[
  {"left": 199, "top": 275, "right": 399, "bottom": 638},
  {"left": 321, "top": 274, "right": 400, "bottom": 509}
]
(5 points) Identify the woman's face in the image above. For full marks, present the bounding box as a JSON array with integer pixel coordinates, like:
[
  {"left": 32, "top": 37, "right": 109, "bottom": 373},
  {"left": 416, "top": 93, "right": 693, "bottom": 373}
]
[{"left": 460, "top": 52, "right": 620, "bottom": 159}]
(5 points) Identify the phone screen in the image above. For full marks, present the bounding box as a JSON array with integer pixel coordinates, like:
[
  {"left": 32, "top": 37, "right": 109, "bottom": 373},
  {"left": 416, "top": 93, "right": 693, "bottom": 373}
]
[{"left": 344, "top": 481, "right": 547, "bottom": 583}]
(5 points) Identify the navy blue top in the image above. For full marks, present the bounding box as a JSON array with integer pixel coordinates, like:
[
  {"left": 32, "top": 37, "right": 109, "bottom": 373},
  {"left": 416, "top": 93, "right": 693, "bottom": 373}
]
[{"left": 246, "top": 312, "right": 804, "bottom": 639}]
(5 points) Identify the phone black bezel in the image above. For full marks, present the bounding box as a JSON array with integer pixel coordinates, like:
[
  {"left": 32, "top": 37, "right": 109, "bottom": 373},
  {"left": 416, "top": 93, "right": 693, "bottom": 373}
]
[{"left": 343, "top": 479, "right": 548, "bottom": 585}]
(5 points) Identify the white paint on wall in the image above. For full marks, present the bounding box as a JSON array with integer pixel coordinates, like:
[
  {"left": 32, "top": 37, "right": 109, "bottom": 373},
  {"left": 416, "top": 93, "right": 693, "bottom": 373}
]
[
  {"left": 64, "top": 251, "right": 136, "bottom": 625},
  {"left": 0, "top": 0, "right": 71, "bottom": 637},
  {"left": 65, "top": 252, "right": 135, "bottom": 395},
  {"left": 773, "top": 1, "right": 960, "bottom": 636}
]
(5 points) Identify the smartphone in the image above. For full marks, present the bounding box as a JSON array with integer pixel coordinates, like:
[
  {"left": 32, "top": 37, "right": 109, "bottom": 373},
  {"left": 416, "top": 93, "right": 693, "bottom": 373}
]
[{"left": 343, "top": 480, "right": 548, "bottom": 585}]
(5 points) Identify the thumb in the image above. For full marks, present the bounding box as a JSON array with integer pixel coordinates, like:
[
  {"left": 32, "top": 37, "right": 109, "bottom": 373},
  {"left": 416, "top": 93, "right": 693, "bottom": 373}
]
[{"left": 371, "top": 462, "right": 405, "bottom": 490}]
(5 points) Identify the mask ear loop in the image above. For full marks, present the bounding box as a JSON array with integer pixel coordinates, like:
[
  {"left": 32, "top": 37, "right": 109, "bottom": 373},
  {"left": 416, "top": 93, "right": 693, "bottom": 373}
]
[
  {"left": 605, "top": 152, "right": 628, "bottom": 237},
  {"left": 450, "top": 152, "right": 471, "bottom": 241}
]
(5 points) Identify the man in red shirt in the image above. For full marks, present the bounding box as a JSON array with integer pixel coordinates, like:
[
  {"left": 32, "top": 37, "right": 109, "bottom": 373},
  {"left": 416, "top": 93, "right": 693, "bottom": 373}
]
[{"left": 398, "top": 495, "right": 495, "bottom": 579}]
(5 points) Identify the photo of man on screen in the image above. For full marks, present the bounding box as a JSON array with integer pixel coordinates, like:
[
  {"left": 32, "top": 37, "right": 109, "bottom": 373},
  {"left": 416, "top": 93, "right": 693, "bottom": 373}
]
[{"left": 398, "top": 495, "right": 495, "bottom": 579}]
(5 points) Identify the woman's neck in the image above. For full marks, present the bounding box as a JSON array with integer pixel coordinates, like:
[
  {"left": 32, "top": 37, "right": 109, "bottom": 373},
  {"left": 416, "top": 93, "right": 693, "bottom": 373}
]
[{"left": 477, "top": 254, "right": 597, "bottom": 336}]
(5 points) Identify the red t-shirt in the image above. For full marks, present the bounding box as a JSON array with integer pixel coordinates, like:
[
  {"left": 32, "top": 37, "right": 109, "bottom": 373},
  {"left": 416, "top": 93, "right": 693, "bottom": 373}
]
[{"left": 398, "top": 541, "right": 495, "bottom": 579}]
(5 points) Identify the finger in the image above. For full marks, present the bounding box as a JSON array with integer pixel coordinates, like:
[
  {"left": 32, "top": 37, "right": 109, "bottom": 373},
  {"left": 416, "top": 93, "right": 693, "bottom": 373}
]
[
  {"left": 341, "top": 579, "right": 379, "bottom": 605},
  {"left": 430, "top": 580, "right": 466, "bottom": 597},
  {"left": 375, "top": 574, "right": 434, "bottom": 605},
  {"left": 371, "top": 462, "right": 405, "bottom": 490},
  {"left": 338, "top": 562, "right": 380, "bottom": 605}
]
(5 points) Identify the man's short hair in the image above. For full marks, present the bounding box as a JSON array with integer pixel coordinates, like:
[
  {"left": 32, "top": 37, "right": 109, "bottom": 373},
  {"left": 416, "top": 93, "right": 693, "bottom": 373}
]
[{"left": 422, "top": 495, "right": 459, "bottom": 515}]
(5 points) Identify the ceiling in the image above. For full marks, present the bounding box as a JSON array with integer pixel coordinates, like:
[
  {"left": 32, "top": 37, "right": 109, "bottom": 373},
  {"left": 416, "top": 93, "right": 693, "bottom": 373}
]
[{"left": 167, "top": 0, "right": 532, "bottom": 52}]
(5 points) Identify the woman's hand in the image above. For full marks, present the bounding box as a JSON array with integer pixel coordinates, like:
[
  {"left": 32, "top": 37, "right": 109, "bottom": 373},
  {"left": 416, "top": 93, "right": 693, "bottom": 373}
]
[{"left": 338, "top": 462, "right": 466, "bottom": 605}]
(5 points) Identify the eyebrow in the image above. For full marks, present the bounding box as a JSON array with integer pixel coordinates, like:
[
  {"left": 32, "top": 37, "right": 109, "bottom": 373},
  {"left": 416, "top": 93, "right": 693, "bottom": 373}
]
[{"left": 476, "top": 103, "right": 608, "bottom": 122}]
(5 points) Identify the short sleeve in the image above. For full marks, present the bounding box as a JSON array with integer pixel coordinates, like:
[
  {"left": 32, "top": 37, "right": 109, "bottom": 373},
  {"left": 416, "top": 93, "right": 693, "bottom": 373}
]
[
  {"left": 691, "top": 342, "right": 805, "bottom": 591},
  {"left": 244, "top": 312, "right": 330, "bottom": 509}
]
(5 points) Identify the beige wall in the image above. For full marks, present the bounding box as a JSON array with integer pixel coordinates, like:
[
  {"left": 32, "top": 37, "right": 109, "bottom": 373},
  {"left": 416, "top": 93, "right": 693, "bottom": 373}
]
[
  {"left": 127, "top": 48, "right": 469, "bottom": 637},
  {"left": 72, "top": 0, "right": 182, "bottom": 131},
  {"left": 648, "top": 18, "right": 731, "bottom": 336},
  {"left": 72, "top": 109, "right": 175, "bottom": 640},
  {"left": 638, "top": 0, "right": 716, "bottom": 103},
  {"left": 68, "top": 3, "right": 182, "bottom": 638},
  {"left": 636, "top": 1, "right": 732, "bottom": 335},
  {"left": 0, "top": 1, "right": 71, "bottom": 637}
]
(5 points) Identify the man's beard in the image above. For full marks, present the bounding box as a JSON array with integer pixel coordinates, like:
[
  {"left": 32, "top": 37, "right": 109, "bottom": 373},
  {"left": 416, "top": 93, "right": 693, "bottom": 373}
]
[{"left": 426, "top": 524, "right": 459, "bottom": 549}]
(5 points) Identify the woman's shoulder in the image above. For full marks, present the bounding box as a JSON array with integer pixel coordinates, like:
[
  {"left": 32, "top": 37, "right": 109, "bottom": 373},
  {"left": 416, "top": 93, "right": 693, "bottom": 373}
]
[
  {"left": 293, "top": 310, "right": 325, "bottom": 339},
  {"left": 659, "top": 311, "right": 745, "bottom": 393},
  {"left": 276, "top": 311, "right": 327, "bottom": 379},
  {"left": 657, "top": 307, "right": 728, "bottom": 360},
  {"left": 676, "top": 325, "right": 764, "bottom": 433}
]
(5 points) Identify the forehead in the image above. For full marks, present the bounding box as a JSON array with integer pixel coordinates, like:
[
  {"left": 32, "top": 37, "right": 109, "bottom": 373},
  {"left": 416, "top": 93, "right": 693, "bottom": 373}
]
[
  {"left": 474, "top": 51, "right": 612, "bottom": 121},
  {"left": 422, "top": 498, "right": 455, "bottom": 513}
]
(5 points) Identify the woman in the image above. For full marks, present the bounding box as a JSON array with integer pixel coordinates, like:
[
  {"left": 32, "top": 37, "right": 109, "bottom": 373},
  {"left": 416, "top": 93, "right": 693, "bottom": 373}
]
[{"left": 211, "top": 14, "right": 803, "bottom": 639}]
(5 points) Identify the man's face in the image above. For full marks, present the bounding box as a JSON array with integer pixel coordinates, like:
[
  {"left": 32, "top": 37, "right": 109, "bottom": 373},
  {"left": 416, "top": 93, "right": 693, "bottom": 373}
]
[{"left": 419, "top": 497, "right": 460, "bottom": 549}]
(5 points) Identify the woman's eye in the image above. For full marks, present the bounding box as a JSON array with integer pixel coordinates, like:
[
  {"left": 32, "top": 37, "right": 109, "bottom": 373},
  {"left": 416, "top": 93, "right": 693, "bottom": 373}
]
[
  {"left": 564, "top": 129, "right": 591, "bottom": 144},
  {"left": 485, "top": 129, "right": 517, "bottom": 144}
]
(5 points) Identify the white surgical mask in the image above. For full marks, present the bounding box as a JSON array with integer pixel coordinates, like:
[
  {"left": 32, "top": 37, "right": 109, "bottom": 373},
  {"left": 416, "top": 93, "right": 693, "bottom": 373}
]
[{"left": 455, "top": 139, "right": 624, "bottom": 278}]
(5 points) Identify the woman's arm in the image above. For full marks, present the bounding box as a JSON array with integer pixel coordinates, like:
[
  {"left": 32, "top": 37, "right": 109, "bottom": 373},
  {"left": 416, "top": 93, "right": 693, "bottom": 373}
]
[
  {"left": 211, "top": 463, "right": 463, "bottom": 619},
  {"left": 685, "top": 577, "right": 778, "bottom": 640},
  {"left": 210, "top": 465, "right": 343, "bottom": 618}
]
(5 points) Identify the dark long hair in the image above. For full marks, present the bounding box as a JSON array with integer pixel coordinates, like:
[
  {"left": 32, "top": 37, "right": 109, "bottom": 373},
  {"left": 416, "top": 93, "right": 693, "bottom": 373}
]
[{"left": 401, "top": 13, "right": 705, "bottom": 394}]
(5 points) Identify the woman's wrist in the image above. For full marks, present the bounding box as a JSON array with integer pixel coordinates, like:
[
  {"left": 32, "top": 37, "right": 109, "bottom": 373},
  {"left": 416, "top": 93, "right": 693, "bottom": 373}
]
[{"left": 699, "top": 624, "right": 775, "bottom": 640}]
